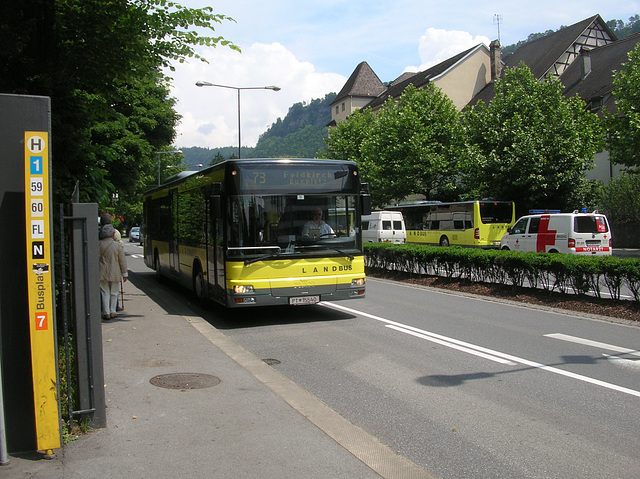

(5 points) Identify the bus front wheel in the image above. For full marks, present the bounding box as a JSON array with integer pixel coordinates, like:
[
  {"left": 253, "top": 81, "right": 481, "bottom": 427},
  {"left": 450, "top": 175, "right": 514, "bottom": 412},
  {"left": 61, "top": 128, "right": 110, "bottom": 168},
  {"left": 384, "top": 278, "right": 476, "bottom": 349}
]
[{"left": 439, "top": 236, "right": 450, "bottom": 247}]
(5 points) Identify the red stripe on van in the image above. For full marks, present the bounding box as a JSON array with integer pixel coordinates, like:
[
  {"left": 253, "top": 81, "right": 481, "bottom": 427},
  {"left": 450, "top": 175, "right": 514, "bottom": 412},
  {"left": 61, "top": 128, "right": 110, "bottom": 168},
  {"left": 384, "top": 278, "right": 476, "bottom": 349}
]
[{"left": 537, "top": 215, "right": 557, "bottom": 252}]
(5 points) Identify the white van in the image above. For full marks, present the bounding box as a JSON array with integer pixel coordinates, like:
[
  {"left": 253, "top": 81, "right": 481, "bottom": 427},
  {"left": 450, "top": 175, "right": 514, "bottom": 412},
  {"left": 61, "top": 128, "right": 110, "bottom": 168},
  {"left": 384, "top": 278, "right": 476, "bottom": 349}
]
[
  {"left": 500, "top": 210, "right": 612, "bottom": 255},
  {"left": 362, "top": 211, "right": 406, "bottom": 243}
]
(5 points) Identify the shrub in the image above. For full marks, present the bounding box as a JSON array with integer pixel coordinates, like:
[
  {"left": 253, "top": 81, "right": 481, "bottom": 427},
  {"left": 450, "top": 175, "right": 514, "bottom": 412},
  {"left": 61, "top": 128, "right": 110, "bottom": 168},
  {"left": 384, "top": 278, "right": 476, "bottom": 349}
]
[{"left": 364, "top": 243, "right": 640, "bottom": 302}]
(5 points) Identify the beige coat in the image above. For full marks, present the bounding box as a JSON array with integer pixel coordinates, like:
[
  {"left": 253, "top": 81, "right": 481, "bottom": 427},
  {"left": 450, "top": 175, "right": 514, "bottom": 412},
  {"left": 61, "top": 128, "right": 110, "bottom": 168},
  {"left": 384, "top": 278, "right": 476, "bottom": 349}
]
[{"left": 99, "top": 237, "right": 128, "bottom": 282}]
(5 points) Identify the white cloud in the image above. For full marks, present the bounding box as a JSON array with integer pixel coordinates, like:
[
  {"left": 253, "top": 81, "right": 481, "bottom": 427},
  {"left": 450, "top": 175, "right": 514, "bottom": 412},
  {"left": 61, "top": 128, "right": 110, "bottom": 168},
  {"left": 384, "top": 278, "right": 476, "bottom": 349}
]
[
  {"left": 405, "top": 28, "right": 491, "bottom": 73},
  {"left": 169, "top": 42, "right": 345, "bottom": 149}
]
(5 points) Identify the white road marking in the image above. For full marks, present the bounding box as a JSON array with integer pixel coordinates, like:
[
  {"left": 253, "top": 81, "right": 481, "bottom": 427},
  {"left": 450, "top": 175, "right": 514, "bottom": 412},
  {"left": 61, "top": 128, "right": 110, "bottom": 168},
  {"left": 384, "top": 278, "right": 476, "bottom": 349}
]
[
  {"left": 546, "top": 333, "right": 640, "bottom": 370},
  {"left": 602, "top": 354, "right": 640, "bottom": 370},
  {"left": 385, "top": 324, "right": 516, "bottom": 365},
  {"left": 130, "top": 254, "right": 144, "bottom": 259},
  {"left": 545, "top": 333, "right": 640, "bottom": 357},
  {"left": 324, "top": 302, "right": 640, "bottom": 398}
]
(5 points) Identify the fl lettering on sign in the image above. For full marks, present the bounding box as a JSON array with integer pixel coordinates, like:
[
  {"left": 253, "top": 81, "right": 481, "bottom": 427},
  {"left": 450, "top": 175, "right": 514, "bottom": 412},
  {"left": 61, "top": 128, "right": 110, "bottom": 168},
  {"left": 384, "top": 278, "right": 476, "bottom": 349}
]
[{"left": 23, "top": 131, "right": 61, "bottom": 454}]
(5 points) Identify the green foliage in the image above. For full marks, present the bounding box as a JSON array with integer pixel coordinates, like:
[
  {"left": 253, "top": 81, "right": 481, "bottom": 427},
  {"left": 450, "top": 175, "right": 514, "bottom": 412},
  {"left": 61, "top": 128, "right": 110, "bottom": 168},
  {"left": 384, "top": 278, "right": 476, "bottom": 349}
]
[
  {"left": 607, "top": 15, "right": 640, "bottom": 39},
  {"left": 0, "top": 0, "right": 238, "bottom": 217},
  {"left": 360, "top": 84, "right": 465, "bottom": 205},
  {"left": 253, "top": 93, "right": 336, "bottom": 158},
  {"left": 463, "top": 64, "right": 603, "bottom": 215},
  {"left": 253, "top": 124, "right": 329, "bottom": 158},
  {"left": 324, "top": 107, "right": 376, "bottom": 163},
  {"left": 364, "top": 243, "right": 640, "bottom": 301},
  {"left": 326, "top": 84, "right": 465, "bottom": 207},
  {"left": 179, "top": 94, "right": 336, "bottom": 161},
  {"left": 607, "top": 43, "right": 640, "bottom": 169},
  {"left": 598, "top": 172, "right": 640, "bottom": 225}
]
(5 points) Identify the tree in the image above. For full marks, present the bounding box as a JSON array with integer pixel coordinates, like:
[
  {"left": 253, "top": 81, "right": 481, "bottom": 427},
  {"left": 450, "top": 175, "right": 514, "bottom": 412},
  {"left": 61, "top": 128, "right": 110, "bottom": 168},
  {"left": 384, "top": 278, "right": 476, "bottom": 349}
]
[
  {"left": 463, "top": 64, "right": 602, "bottom": 215},
  {"left": 0, "top": 0, "right": 238, "bottom": 211},
  {"left": 607, "top": 43, "right": 640, "bottom": 169},
  {"left": 359, "top": 84, "right": 464, "bottom": 206},
  {"left": 599, "top": 172, "right": 640, "bottom": 225},
  {"left": 324, "top": 107, "right": 375, "bottom": 164},
  {"left": 210, "top": 151, "right": 225, "bottom": 165},
  {"left": 325, "top": 84, "right": 464, "bottom": 207}
]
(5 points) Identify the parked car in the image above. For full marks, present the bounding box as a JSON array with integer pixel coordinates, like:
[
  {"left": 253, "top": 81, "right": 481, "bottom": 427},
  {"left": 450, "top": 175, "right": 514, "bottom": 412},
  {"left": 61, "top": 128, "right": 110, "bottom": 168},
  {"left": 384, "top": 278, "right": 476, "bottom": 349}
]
[
  {"left": 500, "top": 210, "right": 612, "bottom": 255},
  {"left": 129, "top": 227, "right": 140, "bottom": 242}
]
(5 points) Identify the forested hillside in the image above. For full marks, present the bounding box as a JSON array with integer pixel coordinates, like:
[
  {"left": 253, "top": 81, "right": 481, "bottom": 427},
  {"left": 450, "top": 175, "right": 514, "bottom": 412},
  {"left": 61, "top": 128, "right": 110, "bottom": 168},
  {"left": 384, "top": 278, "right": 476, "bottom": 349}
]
[
  {"left": 253, "top": 93, "right": 336, "bottom": 158},
  {"left": 180, "top": 92, "right": 336, "bottom": 165}
]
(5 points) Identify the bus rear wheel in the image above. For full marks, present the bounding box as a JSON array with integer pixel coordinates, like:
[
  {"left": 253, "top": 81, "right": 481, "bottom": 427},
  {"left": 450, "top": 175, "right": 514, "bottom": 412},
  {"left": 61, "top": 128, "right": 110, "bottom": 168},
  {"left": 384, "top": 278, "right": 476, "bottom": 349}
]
[{"left": 439, "top": 236, "right": 450, "bottom": 247}]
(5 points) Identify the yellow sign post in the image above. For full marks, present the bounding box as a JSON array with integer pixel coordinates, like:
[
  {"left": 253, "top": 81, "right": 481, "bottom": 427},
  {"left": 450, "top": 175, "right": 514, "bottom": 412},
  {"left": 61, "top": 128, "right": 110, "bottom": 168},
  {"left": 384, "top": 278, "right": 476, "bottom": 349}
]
[{"left": 23, "top": 131, "right": 61, "bottom": 455}]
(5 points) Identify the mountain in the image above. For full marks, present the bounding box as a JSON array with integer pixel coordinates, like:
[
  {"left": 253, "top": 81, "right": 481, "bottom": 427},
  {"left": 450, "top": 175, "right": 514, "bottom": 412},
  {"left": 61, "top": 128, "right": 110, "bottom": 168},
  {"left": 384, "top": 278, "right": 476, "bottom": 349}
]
[{"left": 179, "top": 92, "right": 336, "bottom": 165}]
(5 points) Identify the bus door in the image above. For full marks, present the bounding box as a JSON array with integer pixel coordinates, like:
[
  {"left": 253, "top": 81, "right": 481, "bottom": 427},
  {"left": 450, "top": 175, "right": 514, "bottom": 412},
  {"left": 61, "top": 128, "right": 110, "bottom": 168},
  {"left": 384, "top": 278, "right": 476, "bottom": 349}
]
[
  {"left": 169, "top": 188, "right": 179, "bottom": 277},
  {"left": 207, "top": 194, "right": 225, "bottom": 300}
]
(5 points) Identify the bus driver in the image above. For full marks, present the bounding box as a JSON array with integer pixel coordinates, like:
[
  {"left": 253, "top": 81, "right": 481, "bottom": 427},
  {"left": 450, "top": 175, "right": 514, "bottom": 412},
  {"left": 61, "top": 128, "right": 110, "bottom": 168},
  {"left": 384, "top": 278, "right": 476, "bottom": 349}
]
[{"left": 302, "top": 207, "right": 334, "bottom": 239}]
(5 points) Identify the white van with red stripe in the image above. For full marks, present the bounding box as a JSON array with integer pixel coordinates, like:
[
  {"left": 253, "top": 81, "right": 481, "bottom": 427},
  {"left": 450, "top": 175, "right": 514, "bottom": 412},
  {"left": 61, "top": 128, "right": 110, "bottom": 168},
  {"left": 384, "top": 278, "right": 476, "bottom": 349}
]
[{"left": 500, "top": 210, "right": 612, "bottom": 255}]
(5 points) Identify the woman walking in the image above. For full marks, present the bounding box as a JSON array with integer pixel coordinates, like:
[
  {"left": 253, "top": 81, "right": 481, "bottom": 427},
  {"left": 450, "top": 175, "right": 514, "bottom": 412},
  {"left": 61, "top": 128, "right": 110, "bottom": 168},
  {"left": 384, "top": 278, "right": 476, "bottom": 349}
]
[{"left": 99, "top": 224, "right": 128, "bottom": 320}]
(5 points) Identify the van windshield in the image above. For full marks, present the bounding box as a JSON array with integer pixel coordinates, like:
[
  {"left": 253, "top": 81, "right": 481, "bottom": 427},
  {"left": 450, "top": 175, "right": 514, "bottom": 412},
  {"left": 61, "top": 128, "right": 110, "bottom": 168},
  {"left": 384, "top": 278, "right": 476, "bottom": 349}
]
[{"left": 574, "top": 215, "right": 608, "bottom": 233}]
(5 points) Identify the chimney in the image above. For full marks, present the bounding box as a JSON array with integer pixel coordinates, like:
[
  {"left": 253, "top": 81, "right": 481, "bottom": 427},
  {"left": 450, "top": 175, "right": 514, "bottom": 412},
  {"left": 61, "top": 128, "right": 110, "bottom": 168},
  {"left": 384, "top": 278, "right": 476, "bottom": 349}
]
[
  {"left": 581, "top": 47, "right": 591, "bottom": 80},
  {"left": 490, "top": 40, "right": 502, "bottom": 81}
]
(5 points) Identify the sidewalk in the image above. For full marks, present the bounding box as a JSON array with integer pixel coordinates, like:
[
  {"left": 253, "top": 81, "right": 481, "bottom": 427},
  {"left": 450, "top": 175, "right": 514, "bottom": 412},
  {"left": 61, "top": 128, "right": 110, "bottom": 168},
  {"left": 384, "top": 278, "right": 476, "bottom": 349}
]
[{"left": 3, "top": 272, "right": 432, "bottom": 479}]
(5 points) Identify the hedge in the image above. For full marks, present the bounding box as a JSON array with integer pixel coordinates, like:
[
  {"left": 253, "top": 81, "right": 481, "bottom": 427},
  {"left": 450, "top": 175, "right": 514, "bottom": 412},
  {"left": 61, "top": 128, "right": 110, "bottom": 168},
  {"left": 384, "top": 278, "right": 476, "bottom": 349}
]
[{"left": 363, "top": 243, "right": 640, "bottom": 302}]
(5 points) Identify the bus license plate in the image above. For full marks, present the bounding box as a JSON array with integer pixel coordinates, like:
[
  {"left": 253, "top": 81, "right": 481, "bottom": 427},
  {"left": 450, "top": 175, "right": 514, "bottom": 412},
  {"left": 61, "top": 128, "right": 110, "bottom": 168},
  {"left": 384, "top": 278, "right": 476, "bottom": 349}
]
[{"left": 289, "top": 295, "right": 320, "bottom": 305}]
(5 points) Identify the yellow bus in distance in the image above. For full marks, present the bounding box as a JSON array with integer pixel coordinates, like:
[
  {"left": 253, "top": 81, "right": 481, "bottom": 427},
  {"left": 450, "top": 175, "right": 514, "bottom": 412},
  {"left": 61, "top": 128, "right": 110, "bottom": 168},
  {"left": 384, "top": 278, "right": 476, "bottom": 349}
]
[{"left": 389, "top": 200, "right": 515, "bottom": 248}]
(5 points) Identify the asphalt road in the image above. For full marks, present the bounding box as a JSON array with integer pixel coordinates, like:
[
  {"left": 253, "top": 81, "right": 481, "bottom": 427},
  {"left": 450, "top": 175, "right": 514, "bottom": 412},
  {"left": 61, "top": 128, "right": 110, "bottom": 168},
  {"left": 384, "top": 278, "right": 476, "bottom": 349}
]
[{"left": 126, "top": 242, "right": 640, "bottom": 478}]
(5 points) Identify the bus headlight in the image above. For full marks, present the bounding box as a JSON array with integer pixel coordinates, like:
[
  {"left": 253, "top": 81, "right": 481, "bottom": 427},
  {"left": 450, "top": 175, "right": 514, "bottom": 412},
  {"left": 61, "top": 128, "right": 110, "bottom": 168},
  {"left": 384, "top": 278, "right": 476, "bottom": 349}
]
[
  {"left": 351, "top": 278, "right": 365, "bottom": 287},
  {"left": 233, "top": 285, "right": 254, "bottom": 294}
]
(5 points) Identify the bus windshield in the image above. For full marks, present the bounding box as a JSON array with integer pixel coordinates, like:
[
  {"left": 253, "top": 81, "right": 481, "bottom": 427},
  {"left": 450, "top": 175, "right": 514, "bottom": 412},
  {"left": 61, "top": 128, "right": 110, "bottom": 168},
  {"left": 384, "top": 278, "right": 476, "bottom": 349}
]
[
  {"left": 227, "top": 194, "right": 360, "bottom": 259},
  {"left": 479, "top": 201, "right": 515, "bottom": 224}
]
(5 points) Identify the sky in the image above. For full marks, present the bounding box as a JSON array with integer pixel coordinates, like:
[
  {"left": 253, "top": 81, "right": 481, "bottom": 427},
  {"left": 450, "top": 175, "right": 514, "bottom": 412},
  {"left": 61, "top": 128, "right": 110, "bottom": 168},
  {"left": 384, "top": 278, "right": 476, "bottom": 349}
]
[{"left": 169, "top": 1, "right": 639, "bottom": 149}]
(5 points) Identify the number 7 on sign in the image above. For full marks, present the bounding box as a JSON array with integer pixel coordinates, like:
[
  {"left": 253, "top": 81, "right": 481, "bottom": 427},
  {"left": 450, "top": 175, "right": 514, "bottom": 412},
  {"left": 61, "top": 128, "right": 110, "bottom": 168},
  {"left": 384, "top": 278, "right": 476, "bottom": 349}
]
[{"left": 35, "top": 313, "right": 48, "bottom": 330}]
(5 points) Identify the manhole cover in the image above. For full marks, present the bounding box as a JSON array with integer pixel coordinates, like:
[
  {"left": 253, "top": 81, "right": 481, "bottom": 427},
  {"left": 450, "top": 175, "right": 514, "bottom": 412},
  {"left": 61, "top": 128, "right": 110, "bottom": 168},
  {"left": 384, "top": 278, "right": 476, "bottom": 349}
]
[
  {"left": 262, "top": 358, "right": 281, "bottom": 365},
  {"left": 149, "top": 373, "right": 220, "bottom": 390}
]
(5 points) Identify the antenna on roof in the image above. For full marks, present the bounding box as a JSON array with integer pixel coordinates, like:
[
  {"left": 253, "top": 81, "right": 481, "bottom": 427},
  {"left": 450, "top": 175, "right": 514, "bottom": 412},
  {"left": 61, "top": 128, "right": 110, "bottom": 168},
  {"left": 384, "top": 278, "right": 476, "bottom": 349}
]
[{"left": 493, "top": 14, "right": 503, "bottom": 43}]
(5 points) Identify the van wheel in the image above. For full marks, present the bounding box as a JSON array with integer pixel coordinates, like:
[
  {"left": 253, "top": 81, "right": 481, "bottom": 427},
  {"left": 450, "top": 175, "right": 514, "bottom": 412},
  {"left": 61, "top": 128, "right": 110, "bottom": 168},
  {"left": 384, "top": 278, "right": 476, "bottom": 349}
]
[
  {"left": 193, "top": 262, "right": 206, "bottom": 303},
  {"left": 501, "top": 246, "right": 510, "bottom": 251},
  {"left": 439, "top": 236, "right": 450, "bottom": 247}
]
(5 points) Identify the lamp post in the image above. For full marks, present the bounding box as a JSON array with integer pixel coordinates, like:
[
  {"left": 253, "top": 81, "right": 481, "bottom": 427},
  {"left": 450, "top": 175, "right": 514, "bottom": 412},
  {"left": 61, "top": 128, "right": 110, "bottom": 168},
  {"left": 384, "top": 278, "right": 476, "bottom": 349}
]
[
  {"left": 155, "top": 150, "right": 183, "bottom": 185},
  {"left": 195, "top": 82, "right": 281, "bottom": 159}
]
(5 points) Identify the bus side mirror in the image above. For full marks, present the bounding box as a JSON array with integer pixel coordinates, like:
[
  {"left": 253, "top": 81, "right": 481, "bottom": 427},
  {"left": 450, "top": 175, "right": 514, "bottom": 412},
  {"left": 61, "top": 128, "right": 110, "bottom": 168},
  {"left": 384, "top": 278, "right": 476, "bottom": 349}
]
[{"left": 361, "top": 194, "right": 372, "bottom": 216}]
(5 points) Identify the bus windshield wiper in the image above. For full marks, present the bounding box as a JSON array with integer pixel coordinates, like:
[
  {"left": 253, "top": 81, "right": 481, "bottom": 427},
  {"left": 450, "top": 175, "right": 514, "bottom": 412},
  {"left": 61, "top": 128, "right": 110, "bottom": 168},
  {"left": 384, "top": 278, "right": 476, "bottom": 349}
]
[
  {"left": 295, "top": 244, "right": 354, "bottom": 260},
  {"left": 230, "top": 246, "right": 282, "bottom": 265},
  {"left": 244, "top": 250, "right": 282, "bottom": 265}
]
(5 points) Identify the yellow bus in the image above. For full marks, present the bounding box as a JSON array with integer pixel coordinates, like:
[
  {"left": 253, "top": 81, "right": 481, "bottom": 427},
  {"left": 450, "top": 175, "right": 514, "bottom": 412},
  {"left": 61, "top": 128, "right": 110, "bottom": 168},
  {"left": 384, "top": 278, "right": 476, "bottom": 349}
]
[
  {"left": 389, "top": 200, "right": 515, "bottom": 248},
  {"left": 143, "top": 158, "right": 371, "bottom": 307}
]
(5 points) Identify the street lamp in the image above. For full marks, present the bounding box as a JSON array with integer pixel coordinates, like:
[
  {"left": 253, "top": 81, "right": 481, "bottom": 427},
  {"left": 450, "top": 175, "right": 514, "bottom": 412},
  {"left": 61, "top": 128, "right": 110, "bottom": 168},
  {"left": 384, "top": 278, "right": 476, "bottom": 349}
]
[
  {"left": 195, "top": 82, "right": 281, "bottom": 159},
  {"left": 154, "top": 149, "right": 182, "bottom": 185}
]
